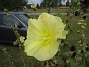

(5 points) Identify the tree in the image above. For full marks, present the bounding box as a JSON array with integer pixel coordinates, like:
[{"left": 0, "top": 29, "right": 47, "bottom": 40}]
[
  {"left": 66, "top": 1, "right": 69, "bottom": 6},
  {"left": 36, "top": 3, "right": 40, "bottom": 9},
  {"left": 26, "top": 4, "right": 31, "bottom": 9},
  {"left": 70, "top": 0, "right": 89, "bottom": 13},
  {"left": 40, "top": 0, "right": 66, "bottom": 13},
  {"left": 59, "top": 2, "right": 63, "bottom": 7},
  {"left": 80, "top": 0, "right": 89, "bottom": 13},
  {"left": 40, "top": 0, "right": 66, "bottom": 8},
  {"left": 0, "top": 0, "right": 27, "bottom": 11},
  {"left": 40, "top": 0, "right": 49, "bottom": 8}
]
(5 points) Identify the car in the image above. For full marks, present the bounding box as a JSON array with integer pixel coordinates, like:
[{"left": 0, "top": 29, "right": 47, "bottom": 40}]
[{"left": 0, "top": 11, "right": 32, "bottom": 43}]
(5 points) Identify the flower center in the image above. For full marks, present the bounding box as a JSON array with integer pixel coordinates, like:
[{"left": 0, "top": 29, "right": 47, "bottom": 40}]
[{"left": 43, "top": 36, "right": 50, "bottom": 42}]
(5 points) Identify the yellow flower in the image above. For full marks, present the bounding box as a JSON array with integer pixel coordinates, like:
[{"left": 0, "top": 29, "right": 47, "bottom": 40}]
[
  {"left": 20, "top": 36, "right": 25, "bottom": 43},
  {"left": 31, "top": 5, "right": 36, "bottom": 9},
  {"left": 24, "top": 13, "right": 68, "bottom": 61},
  {"left": 30, "top": 1, "right": 36, "bottom": 10},
  {"left": 30, "top": 1, "right": 34, "bottom": 5}
]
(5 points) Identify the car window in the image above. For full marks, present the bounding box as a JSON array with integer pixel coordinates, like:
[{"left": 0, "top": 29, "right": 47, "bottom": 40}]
[
  {"left": 15, "top": 14, "right": 30, "bottom": 26},
  {"left": 3, "top": 14, "right": 20, "bottom": 26}
]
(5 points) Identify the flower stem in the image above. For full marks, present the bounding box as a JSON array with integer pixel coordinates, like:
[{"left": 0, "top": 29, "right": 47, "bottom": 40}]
[
  {"left": 19, "top": 46, "right": 26, "bottom": 67},
  {"left": 41, "top": 61, "right": 44, "bottom": 67},
  {"left": 81, "top": 29, "right": 86, "bottom": 67}
]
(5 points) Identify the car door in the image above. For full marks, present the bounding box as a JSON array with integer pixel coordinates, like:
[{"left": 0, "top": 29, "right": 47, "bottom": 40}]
[{"left": 0, "top": 14, "right": 27, "bottom": 43}]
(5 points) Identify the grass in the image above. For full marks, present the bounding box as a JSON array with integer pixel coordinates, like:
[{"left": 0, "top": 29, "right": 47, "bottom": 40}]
[
  {"left": 0, "top": 44, "right": 40, "bottom": 67},
  {"left": 23, "top": 8, "right": 69, "bottom": 13},
  {"left": 23, "top": 8, "right": 89, "bottom": 14},
  {"left": 87, "top": 9, "right": 89, "bottom": 13},
  {"left": 0, "top": 15, "right": 89, "bottom": 67}
]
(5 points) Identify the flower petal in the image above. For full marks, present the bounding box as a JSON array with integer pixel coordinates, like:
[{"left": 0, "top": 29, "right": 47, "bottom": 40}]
[
  {"left": 60, "top": 30, "right": 68, "bottom": 39},
  {"left": 38, "top": 13, "right": 57, "bottom": 33},
  {"left": 28, "top": 19, "right": 45, "bottom": 36},
  {"left": 24, "top": 40, "right": 43, "bottom": 56},
  {"left": 34, "top": 40, "right": 59, "bottom": 61}
]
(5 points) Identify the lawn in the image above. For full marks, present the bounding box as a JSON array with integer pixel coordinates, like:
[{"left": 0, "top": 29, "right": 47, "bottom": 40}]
[
  {"left": 23, "top": 8, "right": 69, "bottom": 13},
  {"left": 0, "top": 15, "right": 89, "bottom": 67},
  {"left": 23, "top": 8, "right": 89, "bottom": 13}
]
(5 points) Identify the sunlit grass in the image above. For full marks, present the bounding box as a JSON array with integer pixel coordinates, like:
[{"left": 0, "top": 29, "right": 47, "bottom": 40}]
[
  {"left": 23, "top": 8, "right": 69, "bottom": 13},
  {"left": 23, "top": 8, "right": 89, "bottom": 14}
]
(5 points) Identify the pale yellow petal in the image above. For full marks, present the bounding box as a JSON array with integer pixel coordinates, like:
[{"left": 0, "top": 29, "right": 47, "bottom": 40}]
[
  {"left": 49, "top": 40, "right": 60, "bottom": 59},
  {"left": 28, "top": 19, "right": 45, "bottom": 36},
  {"left": 38, "top": 13, "right": 56, "bottom": 31},
  {"left": 26, "top": 28, "right": 43, "bottom": 42},
  {"left": 34, "top": 45, "right": 50, "bottom": 61},
  {"left": 54, "top": 25, "right": 66, "bottom": 40},
  {"left": 59, "top": 30, "right": 68, "bottom": 39},
  {"left": 53, "top": 16, "right": 66, "bottom": 39},
  {"left": 24, "top": 40, "right": 43, "bottom": 56},
  {"left": 34, "top": 40, "right": 60, "bottom": 61},
  {"left": 55, "top": 16, "right": 63, "bottom": 25}
]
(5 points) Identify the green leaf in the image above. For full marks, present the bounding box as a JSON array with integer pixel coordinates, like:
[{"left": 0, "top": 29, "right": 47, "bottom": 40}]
[
  {"left": 66, "top": 60, "right": 71, "bottom": 63},
  {"left": 63, "top": 52, "right": 70, "bottom": 56},
  {"left": 86, "top": 56, "right": 89, "bottom": 62},
  {"left": 86, "top": 56, "right": 89, "bottom": 67},
  {"left": 71, "top": 0, "right": 77, "bottom": 2},
  {"left": 75, "top": 56, "right": 82, "bottom": 62},
  {"left": 70, "top": 60, "right": 77, "bottom": 67},
  {"left": 57, "top": 56, "right": 62, "bottom": 64}
]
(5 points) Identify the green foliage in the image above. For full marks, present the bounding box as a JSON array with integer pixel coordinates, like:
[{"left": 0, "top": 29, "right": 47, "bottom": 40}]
[
  {"left": 57, "top": 56, "right": 62, "bottom": 64},
  {"left": 0, "top": 0, "right": 27, "bottom": 11},
  {"left": 40, "top": 0, "right": 59, "bottom": 8},
  {"left": 70, "top": 60, "right": 77, "bottom": 67},
  {"left": 26, "top": 4, "right": 31, "bottom": 9},
  {"left": 36, "top": 4, "right": 40, "bottom": 9}
]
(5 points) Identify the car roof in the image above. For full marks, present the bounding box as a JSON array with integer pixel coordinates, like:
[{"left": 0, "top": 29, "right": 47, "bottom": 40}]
[{"left": 0, "top": 11, "right": 26, "bottom": 14}]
